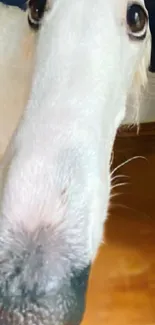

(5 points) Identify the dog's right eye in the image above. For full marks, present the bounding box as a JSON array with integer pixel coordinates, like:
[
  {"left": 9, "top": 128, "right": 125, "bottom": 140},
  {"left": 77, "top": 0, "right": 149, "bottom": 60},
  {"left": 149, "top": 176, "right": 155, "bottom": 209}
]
[
  {"left": 127, "top": 2, "right": 148, "bottom": 41},
  {"left": 28, "top": 0, "right": 47, "bottom": 30}
]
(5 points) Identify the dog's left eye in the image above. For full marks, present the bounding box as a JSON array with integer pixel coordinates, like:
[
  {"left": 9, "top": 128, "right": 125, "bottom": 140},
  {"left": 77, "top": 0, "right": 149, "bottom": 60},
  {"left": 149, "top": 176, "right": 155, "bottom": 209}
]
[
  {"left": 127, "top": 2, "right": 148, "bottom": 40},
  {"left": 28, "top": 0, "right": 47, "bottom": 30}
]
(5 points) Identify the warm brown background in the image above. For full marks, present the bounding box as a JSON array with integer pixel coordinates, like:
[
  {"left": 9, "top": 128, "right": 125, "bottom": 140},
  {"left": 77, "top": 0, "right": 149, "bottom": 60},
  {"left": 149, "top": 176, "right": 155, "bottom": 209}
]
[{"left": 82, "top": 123, "right": 155, "bottom": 325}]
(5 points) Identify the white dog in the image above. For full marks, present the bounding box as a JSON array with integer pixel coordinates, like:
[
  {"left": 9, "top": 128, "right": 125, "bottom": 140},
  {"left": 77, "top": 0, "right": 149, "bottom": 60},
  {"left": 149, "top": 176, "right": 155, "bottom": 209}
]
[{"left": 0, "top": 1, "right": 151, "bottom": 324}]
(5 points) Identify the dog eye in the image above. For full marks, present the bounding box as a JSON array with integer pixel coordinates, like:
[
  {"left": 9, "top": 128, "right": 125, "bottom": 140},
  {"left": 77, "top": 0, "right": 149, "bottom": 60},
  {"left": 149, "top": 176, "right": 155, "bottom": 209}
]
[
  {"left": 127, "top": 2, "right": 148, "bottom": 40},
  {"left": 28, "top": 0, "right": 47, "bottom": 30}
]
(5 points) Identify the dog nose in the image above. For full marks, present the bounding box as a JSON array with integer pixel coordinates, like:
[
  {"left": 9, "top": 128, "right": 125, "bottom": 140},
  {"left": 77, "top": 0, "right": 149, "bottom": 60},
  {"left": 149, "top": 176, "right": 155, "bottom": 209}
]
[
  {"left": 0, "top": 223, "right": 91, "bottom": 324},
  {"left": 0, "top": 254, "right": 91, "bottom": 325},
  {"left": 64, "top": 264, "right": 91, "bottom": 325}
]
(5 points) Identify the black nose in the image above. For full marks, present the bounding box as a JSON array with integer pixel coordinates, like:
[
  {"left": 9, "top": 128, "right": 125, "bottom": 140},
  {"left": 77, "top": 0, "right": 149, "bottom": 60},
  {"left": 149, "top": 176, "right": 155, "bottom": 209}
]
[
  {"left": 0, "top": 223, "right": 91, "bottom": 325},
  {"left": 65, "top": 264, "right": 91, "bottom": 325},
  {"left": 0, "top": 264, "right": 91, "bottom": 325}
]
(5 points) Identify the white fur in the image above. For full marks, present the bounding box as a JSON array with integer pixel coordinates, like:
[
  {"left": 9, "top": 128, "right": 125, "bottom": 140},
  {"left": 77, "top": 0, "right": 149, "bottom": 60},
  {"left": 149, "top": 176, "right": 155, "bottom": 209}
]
[
  {"left": 0, "top": 5, "right": 36, "bottom": 156},
  {"left": 0, "top": 0, "right": 151, "bottom": 271}
]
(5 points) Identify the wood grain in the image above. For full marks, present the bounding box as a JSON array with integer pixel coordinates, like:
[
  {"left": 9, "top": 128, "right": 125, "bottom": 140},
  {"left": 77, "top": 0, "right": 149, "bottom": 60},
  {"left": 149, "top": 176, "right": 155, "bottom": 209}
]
[{"left": 82, "top": 123, "right": 155, "bottom": 325}]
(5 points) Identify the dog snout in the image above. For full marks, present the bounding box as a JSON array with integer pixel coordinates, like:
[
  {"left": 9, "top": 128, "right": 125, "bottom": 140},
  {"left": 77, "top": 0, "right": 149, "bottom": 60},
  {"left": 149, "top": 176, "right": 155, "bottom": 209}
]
[{"left": 0, "top": 226, "right": 90, "bottom": 325}]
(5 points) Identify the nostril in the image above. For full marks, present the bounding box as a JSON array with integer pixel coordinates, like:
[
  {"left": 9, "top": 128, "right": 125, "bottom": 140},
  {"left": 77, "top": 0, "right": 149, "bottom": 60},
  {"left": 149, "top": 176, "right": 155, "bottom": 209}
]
[{"left": 14, "top": 266, "right": 22, "bottom": 275}]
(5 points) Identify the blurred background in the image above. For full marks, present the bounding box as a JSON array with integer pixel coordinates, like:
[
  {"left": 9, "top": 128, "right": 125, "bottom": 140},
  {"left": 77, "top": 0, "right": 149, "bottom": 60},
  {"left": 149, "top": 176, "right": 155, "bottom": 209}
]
[{"left": 83, "top": 2, "right": 155, "bottom": 325}]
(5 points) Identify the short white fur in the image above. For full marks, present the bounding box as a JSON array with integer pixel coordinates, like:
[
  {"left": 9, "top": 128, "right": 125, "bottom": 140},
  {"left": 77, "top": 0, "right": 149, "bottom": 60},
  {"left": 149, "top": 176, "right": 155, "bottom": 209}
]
[{"left": 0, "top": 0, "right": 151, "bottom": 272}]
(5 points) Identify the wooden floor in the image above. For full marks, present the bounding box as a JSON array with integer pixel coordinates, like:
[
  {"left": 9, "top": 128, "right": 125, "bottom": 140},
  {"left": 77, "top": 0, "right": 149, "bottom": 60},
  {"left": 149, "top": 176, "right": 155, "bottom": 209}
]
[{"left": 82, "top": 142, "right": 155, "bottom": 325}]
